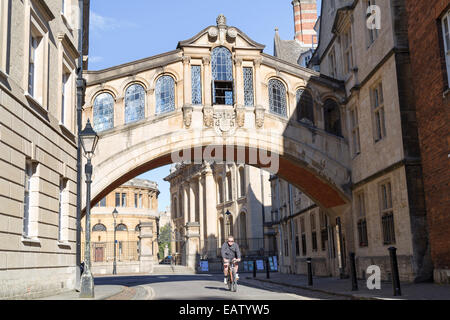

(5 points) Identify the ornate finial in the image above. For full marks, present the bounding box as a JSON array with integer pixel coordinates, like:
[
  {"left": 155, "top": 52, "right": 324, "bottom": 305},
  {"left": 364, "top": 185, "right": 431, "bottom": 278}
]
[{"left": 216, "top": 14, "right": 227, "bottom": 27}]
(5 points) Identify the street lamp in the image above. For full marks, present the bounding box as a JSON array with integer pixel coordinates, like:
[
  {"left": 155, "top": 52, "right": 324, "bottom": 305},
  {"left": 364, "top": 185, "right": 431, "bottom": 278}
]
[
  {"left": 79, "top": 119, "right": 99, "bottom": 298},
  {"left": 112, "top": 208, "right": 119, "bottom": 275}
]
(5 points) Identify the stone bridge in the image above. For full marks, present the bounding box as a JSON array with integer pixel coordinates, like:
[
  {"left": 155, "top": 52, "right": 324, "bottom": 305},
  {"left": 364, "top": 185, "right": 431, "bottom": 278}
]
[{"left": 81, "top": 15, "right": 351, "bottom": 217}]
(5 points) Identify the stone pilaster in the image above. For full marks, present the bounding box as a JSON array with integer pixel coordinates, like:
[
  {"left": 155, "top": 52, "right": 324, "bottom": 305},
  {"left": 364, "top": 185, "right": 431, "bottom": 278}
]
[
  {"left": 139, "top": 222, "right": 155, "bottom": 274},
  {"left": 185, "top": 222, "right": 201, "bottom": 271},
  {"left": 204, "top": 163, "right": 218, "bottom": 258}
]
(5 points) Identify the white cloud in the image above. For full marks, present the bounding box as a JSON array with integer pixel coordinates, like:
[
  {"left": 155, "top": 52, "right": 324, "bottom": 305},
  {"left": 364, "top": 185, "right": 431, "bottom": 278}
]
[{"left": 90, "top": 11, "right": 138, "bottom": 32}]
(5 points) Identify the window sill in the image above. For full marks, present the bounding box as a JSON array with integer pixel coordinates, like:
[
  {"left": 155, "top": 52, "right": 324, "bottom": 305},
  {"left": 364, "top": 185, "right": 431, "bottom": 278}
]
[
  {"left": 21, "top": 237, "right": 41, "bottom": 246},
  {"left": 57, "top": 241, "right": 71, "bottom": 249},
  {"left": 25, "top": 93, "right": 47, "bottom": 113},
  {"left": 0, "top": 68, "right": 8, "bottom": 80},
  {"left": 60, "top": 13, "right": 73, "bottom": 32}
]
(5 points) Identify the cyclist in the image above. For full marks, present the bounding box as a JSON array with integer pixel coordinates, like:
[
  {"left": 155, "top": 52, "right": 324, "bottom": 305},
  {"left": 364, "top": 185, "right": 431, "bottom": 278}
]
[{"left": 221, "top": 235, "right": 241, "bottom": 285}]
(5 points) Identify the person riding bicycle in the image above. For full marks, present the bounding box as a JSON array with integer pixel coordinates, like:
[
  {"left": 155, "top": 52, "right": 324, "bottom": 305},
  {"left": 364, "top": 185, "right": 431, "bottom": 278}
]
[{"left": 221, "top": 235, "right": 241, "bottom": 285}]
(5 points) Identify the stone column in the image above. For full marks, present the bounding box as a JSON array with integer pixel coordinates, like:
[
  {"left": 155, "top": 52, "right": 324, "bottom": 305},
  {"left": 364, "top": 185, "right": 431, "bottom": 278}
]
[
  {"left": 182, "top": 56, "right": 192, "bottom": 106},
  {"left": 183, "top": 182, "right": 189, "bottom": 224},
  {"left": 254, "top": 58, "right": 265, "bottom": 128},
  {"left": 189, "top": 179, "right": 197, "bottom": 223},
  {"left": 198, "top": 174, "right": 205, "bottom": 254},
  {"left": 203, "top": 56, "right": 212, "bottom": 106},
  {"left": 234, "top": 58, "right": 244, "bottom": 106},
  {"left": 204, "top": 163, "right": 218, "bottom": 257},
  {"left": 146, "top": 88, "right": 155, "bottom": 118},
  {"left": 139, "top": 222, "right": 155, "bottom": 274},
  {"left": 185, "top": 222, "right": 201, "bottom": 271}
]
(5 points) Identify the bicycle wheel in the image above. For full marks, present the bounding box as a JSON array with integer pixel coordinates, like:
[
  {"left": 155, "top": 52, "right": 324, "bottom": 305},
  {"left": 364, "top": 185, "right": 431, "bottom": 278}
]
[
  {"left": 227, "top": 267, "right": 232, "bottom": 291},
  {"left": 231, "top": 268, "right": 237, "bottom": 292}
]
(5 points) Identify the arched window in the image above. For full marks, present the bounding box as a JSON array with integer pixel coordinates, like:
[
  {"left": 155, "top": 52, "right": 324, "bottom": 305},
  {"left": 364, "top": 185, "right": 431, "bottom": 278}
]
[
  {"left": 296, "top": 89, "right": 314, "bottom": 125},
  {"left": 211, "top": 47, "right": 234, "bottom": 105},
  {"left": 239, "top": 167, "right": 246, "bottom": 198},
  {"left": 155, "top": 75, "right": 175, "bottom": 115},
  {"left": 173, "top": 197, "right": 178, "bottom": 218},
  {"left": 116, "top": 224, "right": 128, "bottom": 232},
  {"left": 226, "top": 173, "right": 232, "bottom": 201},
  {"left": 239, "top": 212, "right": 247, "bottom": 244},
  {"left": 324, "top": 99, "right": 342, "bottom": 137},
  {"left": 217, "top": 177, "right": 224, "bottom": 204},
  {"left": 269, "top": 79, "right": 287, "bottom": 117},
  {"left": 93, "top": 93, "right": 114, "bottom": 132},
  {"left": 92, "top": 224, "right": 107, "bottom": 232},
  {"left": 125, "top": 84, "right": 145, "bottom": 124}
]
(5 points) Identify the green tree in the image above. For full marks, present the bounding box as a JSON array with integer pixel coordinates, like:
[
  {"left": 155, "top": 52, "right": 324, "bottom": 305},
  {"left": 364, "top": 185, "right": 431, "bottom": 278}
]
[{"left": 158, "top": 224, "right": 172, "bottom": 259}]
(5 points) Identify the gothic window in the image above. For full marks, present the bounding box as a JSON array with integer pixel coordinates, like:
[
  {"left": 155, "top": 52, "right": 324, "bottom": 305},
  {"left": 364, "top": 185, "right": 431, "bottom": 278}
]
[
  {"left": 296, "top": 89, "right": 314, "bottom": 125},
  {"left": 92, "top": 224, "right": 107, "bottom": 232},
  {"left": 269, "top": 79, "right": 287, "bottom": 117},
  {"left": 191, "top": 65, "right": 202, "bottom": 105},
  {"left": 116, "top": 224, "right": 128, "bottom": 232},
  {"left": 93, "top": 92, "right": 114, "bottom": 132},
  {"left": 323, "top": 99, "right": 342, "bottom": 137},
  {"left": 239, "top": 212, "right": 247, "bottom": 246},
  {"left": 243, "top": 67, "right": 254, "bottom": 106},
  {"left": 211, "top": 47, "right": 234, "bottom": 105},
  {"left": 239, "top": 167, "right": 246, "bottom": 198},
  {"left": 443, "top": 10, "right": 450, "bottom": 87},
  {"left": 125, "top": 84, "right": 145, "bottom": 124},
  {"left": 155, "top": 75, "right": 175, "bottom": 115}
]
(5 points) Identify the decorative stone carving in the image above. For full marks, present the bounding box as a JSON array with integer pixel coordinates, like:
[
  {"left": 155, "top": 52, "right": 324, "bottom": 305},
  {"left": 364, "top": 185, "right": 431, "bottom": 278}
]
[
  {"left": 213, "top": 108, "right": 237, "bottom": 136},
  {"left": 255, "top": 106, "right": 266, "bottom": 129},
  {"left": 216, "top": 14, "right": 227, "bottom": 28},
  {"left": 234, "top": 57, "right": 243, "bottom": 67},
  {"left": 183, "top": 105, "right": 193, "bottom": 128},
  {"left": 208, "top": 27, "right": 218, "bottom": 40},
  {"left": 202, "top": 56, "right": 211, "bottom": 66},
  {"left": 203, "top": 106, "right": 214, "bottom": 128},
  {"left": 182, "top": 56, "right": 191, "bottom": 65},
  {"left": 236, "top": 105, "right": 245, "bottom": 128},
  {"left": 227, "top": 27, "right": 237, "bottom": 39},
  {"left": 254, "top": 58, "right": 262, "bottom": 68}
]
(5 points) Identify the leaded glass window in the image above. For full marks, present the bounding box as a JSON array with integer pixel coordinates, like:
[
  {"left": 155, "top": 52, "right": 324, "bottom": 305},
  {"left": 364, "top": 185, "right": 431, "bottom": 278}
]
[
  {"left": 125, "top": 84, "right": 145, "bottom": 124},
  {"left": 212, "top": 47, "right": 234, "bottom": 106},
  {"left": 243, "top": 67, "right": 254, "bottom": 107},
  {"left": 93, "top": 93, "right": 114, "bottom": 132},
  {"left": 155, "top": 75, "right": 175, "bottom": 115},
  {"left": 268, "top": 79, "right": 287, "bottom": 117},
  {"left": 191, "top": 65, "right": 202, "bottom": 105},
  {"left": 296, "top": 89, "right": 314, "bottom": 125},
  {"left": 211, "top": 47, "right": 233, "bottom": 81}
]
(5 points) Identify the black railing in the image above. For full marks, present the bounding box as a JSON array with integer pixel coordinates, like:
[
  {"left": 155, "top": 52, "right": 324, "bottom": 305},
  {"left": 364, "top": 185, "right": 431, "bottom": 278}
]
[{"left": 81, "top": 241, "right": 139, "bottom": 263}]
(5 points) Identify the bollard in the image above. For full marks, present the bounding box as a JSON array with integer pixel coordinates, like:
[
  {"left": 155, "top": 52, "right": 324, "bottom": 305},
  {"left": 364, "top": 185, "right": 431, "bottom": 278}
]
[
  {"left": 266, "top": 258, "right": 270, "bottom": 279},
  {"left": 253, "top": 260, "right": 257, "bottom": 278},
  {"left": 389, "top": 247, "right": 402, "bottom": 296},
  {"left": 349, "top": 252, "right": 358, "bottom": 291},
  {"left": 307, "top": 258, "right": 313, "bottom": 286}
]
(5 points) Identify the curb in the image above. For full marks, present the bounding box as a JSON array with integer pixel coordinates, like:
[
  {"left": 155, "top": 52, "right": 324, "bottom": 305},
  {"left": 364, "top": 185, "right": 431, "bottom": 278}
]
[
  {"left": 104, "top": 286, "right": 135, "bottom": 300},
  {"left": 243, "top": 277, "right": 380, "bottom": 301}
]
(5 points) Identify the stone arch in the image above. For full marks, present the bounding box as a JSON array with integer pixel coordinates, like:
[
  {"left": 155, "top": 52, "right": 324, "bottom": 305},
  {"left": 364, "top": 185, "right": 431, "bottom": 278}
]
[
  {"left": 119, "top": 76, "right": 150, "bottom": 95},
  {"left": 87, "top": 85, "right": 119, "bottom": 107}
]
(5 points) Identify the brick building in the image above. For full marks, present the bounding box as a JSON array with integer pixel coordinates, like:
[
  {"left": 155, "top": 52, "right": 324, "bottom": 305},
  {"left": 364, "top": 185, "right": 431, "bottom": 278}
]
[{"left": 405, "top": 0, "right": 450, "bottom": 284}]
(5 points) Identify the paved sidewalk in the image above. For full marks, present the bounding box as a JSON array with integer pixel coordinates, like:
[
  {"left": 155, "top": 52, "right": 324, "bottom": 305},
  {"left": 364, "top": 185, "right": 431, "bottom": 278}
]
[
  {"left": 244, "top": 273, "right": 450, "bottom": 300},
  {"left": 37, "top": 285, "right": 126, "bottom": 300}
]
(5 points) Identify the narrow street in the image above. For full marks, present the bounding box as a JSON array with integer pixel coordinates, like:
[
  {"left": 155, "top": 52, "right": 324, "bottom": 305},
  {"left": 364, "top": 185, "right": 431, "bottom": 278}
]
[{"left": 95, "top": 273, "right": 349, "bottom": 300}]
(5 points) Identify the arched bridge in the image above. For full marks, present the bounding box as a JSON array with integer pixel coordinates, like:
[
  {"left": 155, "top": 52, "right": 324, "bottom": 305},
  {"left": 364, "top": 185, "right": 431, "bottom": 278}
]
[{"left": 81, "top": 15, "right": 351, "bottom": 216}]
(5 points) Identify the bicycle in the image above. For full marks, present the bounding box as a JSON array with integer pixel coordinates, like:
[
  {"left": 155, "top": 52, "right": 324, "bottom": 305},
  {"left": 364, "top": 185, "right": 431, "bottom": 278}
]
[{"left": 226, "top": 259, "right": 238, "bottom": 292}]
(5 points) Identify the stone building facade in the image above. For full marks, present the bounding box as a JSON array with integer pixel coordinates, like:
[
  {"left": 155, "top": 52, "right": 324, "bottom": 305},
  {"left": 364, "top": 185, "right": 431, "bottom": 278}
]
[
  {"left": 0, "top": 0, "right": 89, "bottom": 299},
  {"left": 81, "top": 178, "right": 160, "bottom": 275},
  {"left": 270, "top": 176, "right": 339, "bottom": 277},
  {"left": 165, "top": 163, "right": 273, "bottom": 271},
  {"left": 307, "top": 0, "right": 431, "bottom": 282},
  {"left": 405, "top": 0, "right": 450, "bottom": 284}
]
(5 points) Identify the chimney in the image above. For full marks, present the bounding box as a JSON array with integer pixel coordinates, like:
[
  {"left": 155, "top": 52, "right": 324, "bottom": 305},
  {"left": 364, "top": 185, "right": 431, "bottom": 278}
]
[{"left": 292, "top": 0, "right": 318, "bottom": 46}]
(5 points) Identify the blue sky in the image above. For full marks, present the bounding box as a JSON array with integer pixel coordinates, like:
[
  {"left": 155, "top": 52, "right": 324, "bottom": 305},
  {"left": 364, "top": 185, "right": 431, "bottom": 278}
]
[{"left": 88, "top": 0, "right": 321, "bottom": 211}]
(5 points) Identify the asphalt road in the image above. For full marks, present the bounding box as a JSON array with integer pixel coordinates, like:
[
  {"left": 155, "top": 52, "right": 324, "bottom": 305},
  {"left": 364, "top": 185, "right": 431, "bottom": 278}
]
[{"left": 94, "top": 274, "right": 348, "bottom": 300}]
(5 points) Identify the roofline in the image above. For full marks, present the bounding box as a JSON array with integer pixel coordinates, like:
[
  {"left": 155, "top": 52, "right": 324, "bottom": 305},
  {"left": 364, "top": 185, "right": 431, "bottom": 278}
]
[{"left": 177, "top": 25, "right": 266, "bottom": 51}]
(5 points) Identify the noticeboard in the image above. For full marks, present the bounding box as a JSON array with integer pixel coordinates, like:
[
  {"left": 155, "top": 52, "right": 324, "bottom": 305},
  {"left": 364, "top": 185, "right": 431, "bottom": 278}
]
[{"left": 199, "top": 260, "right": 209, "bottom": 272}]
